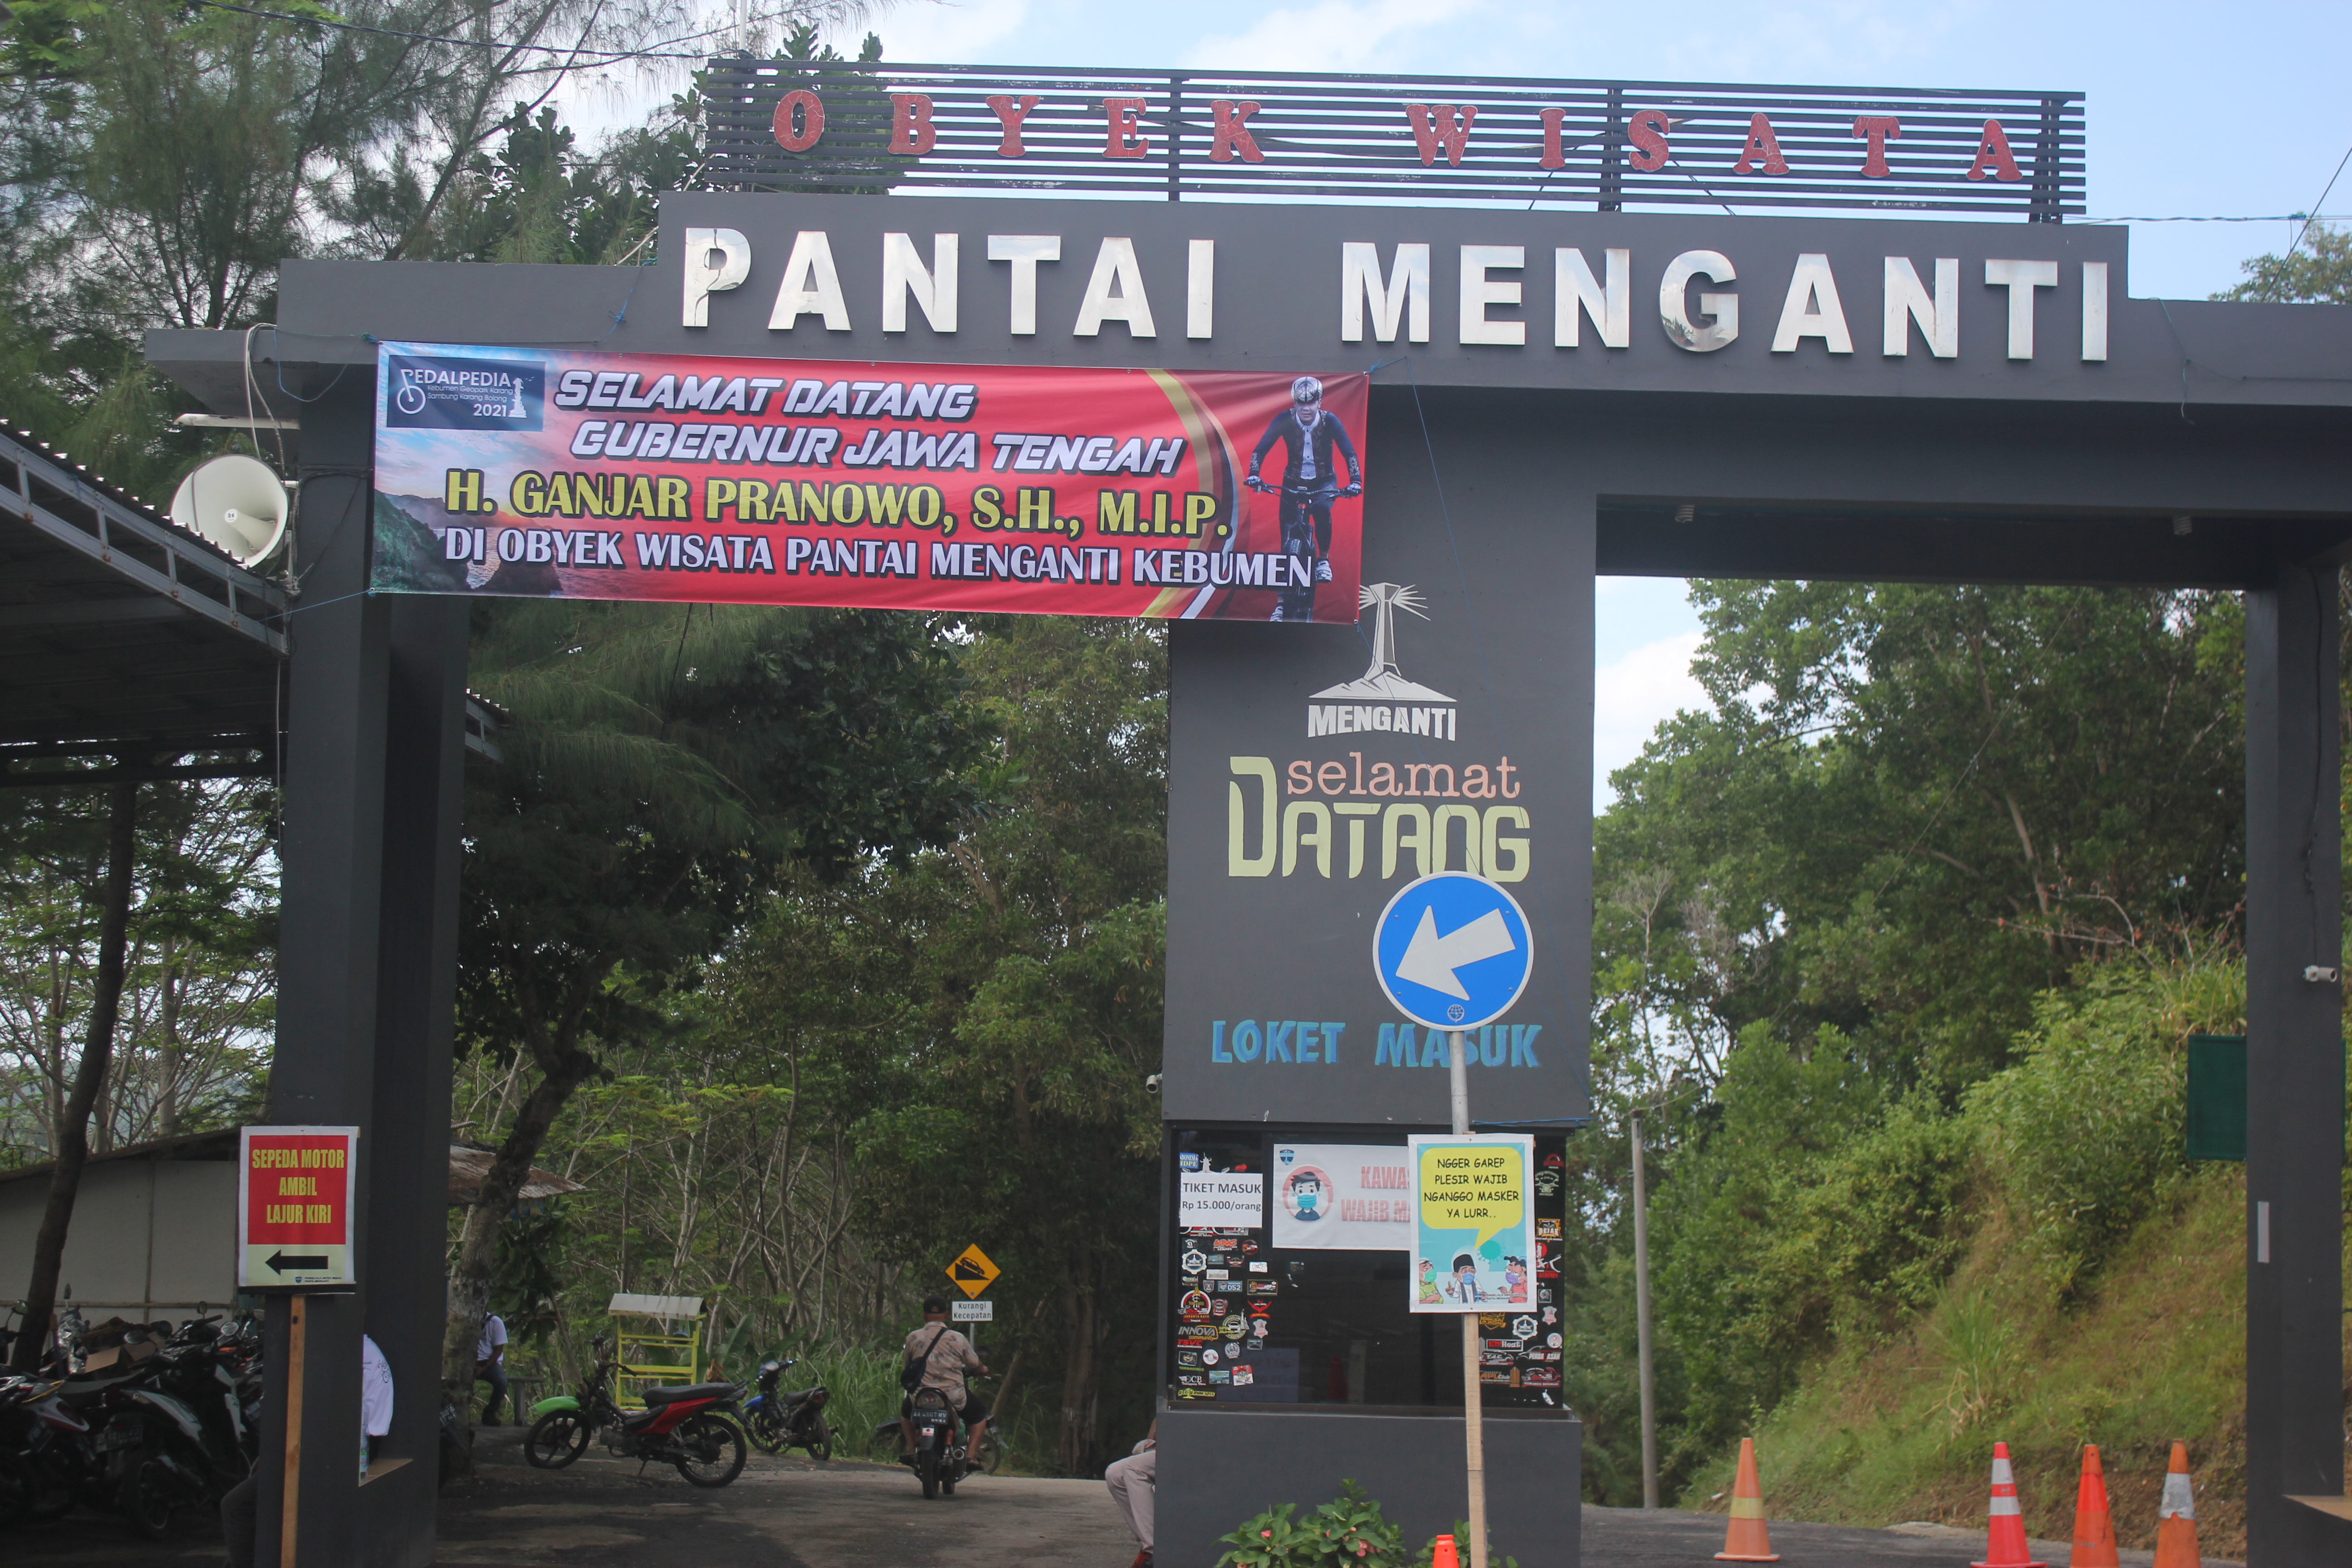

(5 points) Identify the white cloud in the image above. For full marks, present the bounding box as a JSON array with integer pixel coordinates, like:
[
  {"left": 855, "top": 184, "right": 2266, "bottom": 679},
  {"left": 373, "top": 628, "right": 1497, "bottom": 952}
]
[
  {"left": 1592, "top": 630, "right": 1706, "bottom": 813},
  {"left": 892, "top": 0, "right": 1034, "bottom": 62},
  {"left": 1184, "top": 0, "right": 1482, "bottom": 73}
]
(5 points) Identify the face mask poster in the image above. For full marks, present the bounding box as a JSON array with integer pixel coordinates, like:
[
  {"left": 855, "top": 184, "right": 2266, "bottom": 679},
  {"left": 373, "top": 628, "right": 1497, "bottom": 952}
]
[
  {"left": 1406, "top": 1134, "right": 1534, "bottom": 1312},
  {"left": 368, "top": 341, "right": 1367, "bottom": 623}
]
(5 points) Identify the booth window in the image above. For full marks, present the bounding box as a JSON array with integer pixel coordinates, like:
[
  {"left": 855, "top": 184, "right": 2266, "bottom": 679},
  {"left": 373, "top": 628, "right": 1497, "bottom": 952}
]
[{"left": 1168, "top": 1128, "right": 1570, "bottom": 1412}]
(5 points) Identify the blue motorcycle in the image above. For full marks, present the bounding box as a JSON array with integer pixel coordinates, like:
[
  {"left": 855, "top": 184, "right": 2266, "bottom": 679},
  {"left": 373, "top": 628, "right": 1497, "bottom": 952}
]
[{"left": 741, "top": 1358, "right": 832, "bottom": 1460}]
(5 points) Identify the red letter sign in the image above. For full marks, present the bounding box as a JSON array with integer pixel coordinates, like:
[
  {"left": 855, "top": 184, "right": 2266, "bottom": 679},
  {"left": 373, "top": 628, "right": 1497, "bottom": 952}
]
[
  {"left": 889, "top": 93, "right": 936, "bottom": 157},
  {"left": 1732, "top": 113, "right": 1788, "bottom": 176},
  {"left": 986, "top": 94, "right": 1039, "bottom": 157},
  {"left": 1405, "top": 103, "right": 1477, "bottom": 167},
  {"left": 1103, "top": 97, "right": 1151, "bottom": 159},
  {"left": 1626, "top": 107, "right": 1671, "bottom": 172},
  {"left": 773, "top": 90, "right": 823, "bottom": 153},
  {"left": 1852, "top": 115, "right": 1900, "bottom": 177},
  {"left": 1966, "top": 118, "right": 2024, "bottom": 182},
  {"left": 239, "top": 1126, "right": 358, "bottom": 1290},
  {"left": 1212, "top": 99, "right": 1265, "bottom": 163}
]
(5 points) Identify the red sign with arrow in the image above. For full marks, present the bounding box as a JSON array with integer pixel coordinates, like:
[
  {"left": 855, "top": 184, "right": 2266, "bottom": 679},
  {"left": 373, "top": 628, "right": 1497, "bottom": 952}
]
[{"left": 238, "top": 1126, "right": 358, "bottom": 1290}]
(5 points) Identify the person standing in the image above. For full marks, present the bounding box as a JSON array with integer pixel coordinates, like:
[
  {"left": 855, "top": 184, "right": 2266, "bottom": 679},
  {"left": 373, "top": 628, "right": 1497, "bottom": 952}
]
[
  {"left": 1105, "top": 1420, "right": 1156, "bottom": 1568},
  {"left": 475, "top": 1311, "right": 509, "bottom": 1426},
  {"left": 223, "top": 1334, "right": 393, "bottom": 1568}
]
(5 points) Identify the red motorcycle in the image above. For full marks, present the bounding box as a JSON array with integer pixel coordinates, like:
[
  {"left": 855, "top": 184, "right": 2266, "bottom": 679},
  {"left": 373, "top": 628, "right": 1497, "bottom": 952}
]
[{"left": 523, "top": 1336, "right": 746, "bottom": 1487}]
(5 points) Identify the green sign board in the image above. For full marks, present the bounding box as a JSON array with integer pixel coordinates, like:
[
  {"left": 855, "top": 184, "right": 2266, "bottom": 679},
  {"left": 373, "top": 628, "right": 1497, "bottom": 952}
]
[{"left": 2184, "top": 1034, "right": 2246, "bottom": 1163}]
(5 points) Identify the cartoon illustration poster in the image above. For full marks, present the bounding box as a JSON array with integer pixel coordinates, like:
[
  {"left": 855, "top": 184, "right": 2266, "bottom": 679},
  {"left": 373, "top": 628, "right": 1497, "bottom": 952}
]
[
  {"left": 1269, "top": 1142, "right": 1416, "bottom": 1251},
  {"left": 1405, "top": 1134, "right": 1535, "bottom": 1313},
  {"left": 370, "top": 341, "right": 1367, "bottom": 622}
]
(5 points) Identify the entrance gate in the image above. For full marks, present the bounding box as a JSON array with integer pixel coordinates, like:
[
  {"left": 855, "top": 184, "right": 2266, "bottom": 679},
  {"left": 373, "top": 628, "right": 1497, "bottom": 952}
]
[{"left": 141, "top": 64, "right": 2348, "bottom": 1568}]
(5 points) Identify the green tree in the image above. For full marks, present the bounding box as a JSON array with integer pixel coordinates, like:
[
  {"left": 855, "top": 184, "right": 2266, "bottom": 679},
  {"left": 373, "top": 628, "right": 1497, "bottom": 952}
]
[
  {"left": 2213, "top": 223, "right": 2352, "bottom": 304},
  {"left": 1599, "top": 583, "right": 2244, "bottom": 1096},
  {"left": 444, "top": 601, "right": 981, "bottom": 1406},
  {"left": 1578, "top": 581, "right": 2252, "bottom": 1496},
  {"left": 715, "top": 615, "right": 1170, "bottom": 1471}
]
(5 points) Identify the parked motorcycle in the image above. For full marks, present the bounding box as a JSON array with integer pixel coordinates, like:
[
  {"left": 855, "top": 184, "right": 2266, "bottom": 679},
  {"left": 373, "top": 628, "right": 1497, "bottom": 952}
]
[
  {"left": 524, "top": 1334, "right": 747, "bottom": 1486},
  {"left": 0, "top": 1314, "right": 260, "bottom": 1535},
  {"left": 741, "top": 1358, "right": 832, "bottom": 1460},
  {"left": 0, "top": 1374, "right": 91, "bottom": 1527}
]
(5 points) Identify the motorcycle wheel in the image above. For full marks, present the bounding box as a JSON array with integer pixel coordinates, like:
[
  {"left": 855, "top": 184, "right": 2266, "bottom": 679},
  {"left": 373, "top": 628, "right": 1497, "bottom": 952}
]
[
  {"left": 670, "top": 1413, "right": 746, "bottom": 1489},
  {"left": 795, "top": 1415, "right": 832, "bottom": 1462},
  {"left": 524, "top": 1411, "right": 591, "bottom": 1469},
  {"left": 0, "top": 1455, "right": 30, "bottom": 1529},
  {"left": 976, "top": 1431, "right": 1006, "bottom": 1475},
  {"left": 915, "top": 1446, "right": 939, "bottom": 1500},
  {"left": 26, "top": 1461, "right": 78, "bottom": 1522},
  {"left": 745, "top": 1410, "right": 787, "bottom": 1456},
  {"left": 120, "top": 1460, "right": 175, "bottom": 1540}
]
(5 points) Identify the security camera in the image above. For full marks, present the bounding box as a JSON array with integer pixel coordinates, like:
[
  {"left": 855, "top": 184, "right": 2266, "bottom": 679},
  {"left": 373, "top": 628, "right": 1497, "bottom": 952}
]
[{"left": 1144, "top": 1073, "right": 1162, "bottom": 1094}]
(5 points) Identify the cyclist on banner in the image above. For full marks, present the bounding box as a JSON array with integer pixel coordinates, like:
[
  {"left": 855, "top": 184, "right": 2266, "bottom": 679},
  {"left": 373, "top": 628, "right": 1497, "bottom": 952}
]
[{"left": 1245, "top": 376, "right": 1362, "bottom": 621}]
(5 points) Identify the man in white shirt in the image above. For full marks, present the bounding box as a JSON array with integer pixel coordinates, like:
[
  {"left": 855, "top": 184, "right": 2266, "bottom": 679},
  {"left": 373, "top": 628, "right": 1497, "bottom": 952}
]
[
  {"left": 475, "top": 1312, "right": 510, "bottom": 1426},
  {"left": 360, "top": 1333, "right": 394, "bottom": 1474},
  {"left": 223, "top": 1334, "right": 395, "bottom": 1567}
]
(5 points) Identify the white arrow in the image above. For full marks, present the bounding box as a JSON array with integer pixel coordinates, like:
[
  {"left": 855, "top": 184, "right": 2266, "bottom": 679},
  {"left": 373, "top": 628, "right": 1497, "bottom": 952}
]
[{"left": 1395, "top": 905, "right": 1516, "bottom": 1000}]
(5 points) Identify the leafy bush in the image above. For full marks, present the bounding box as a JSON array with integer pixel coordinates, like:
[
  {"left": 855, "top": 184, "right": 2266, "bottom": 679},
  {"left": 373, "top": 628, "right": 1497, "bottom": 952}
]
[
  {"left": 1965, "top": 955, "right": 2242, "bottom": 1296},
  {"left": 1212, "top": 1486, "right": 1522, "bottom": 1568},
  {"left": 1215, "top": 1483, "right": 1417, "bottom": 1568}
]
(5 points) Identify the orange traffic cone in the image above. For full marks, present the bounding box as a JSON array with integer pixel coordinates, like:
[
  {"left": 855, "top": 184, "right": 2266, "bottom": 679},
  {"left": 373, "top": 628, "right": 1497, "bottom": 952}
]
[
  {"left": 1715, "top": 1437, "right": 1781, "bottom": 1562},
  {"left": 1974, "top": 1442, "right": 2048, "bottom": 1568},
  {"left": 2068, "top": 1446, "right": 2118, "bottom": 1568},
  {"left": 1430, "top": 1535, "right": 1460, "bottom": 1568},
  {"left": 2152, "top": 1441, "right": 2201, "bottom": 1568}
]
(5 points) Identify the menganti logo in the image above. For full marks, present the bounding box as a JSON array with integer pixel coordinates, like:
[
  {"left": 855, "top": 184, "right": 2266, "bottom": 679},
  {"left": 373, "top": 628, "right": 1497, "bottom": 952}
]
[{"left": 1307, "top": 582, "right": 1458, "bottom": 742}]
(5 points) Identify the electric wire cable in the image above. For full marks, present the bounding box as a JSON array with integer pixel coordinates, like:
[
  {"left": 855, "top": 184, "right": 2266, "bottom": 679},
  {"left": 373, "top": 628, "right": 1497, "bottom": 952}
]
[{"left": 187, "top": 0, "right": 804, "bottom": 64}]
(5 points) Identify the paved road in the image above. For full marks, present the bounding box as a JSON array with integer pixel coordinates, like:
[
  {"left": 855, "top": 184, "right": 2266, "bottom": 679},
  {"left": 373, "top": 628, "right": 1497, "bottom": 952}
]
[
  {"left": 1581, "top": 1504, "right": 2239, "bottom": 1568},
  {"left": 441, "top": 1427, "right": 1133, "bottom": 1568},
  {"left": 12, "top": 1429, "right": 2240, "bottom": 1568}
]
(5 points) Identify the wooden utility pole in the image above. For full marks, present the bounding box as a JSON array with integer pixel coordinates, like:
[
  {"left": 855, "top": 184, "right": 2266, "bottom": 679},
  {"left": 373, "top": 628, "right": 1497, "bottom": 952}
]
[{"left": 1448, "top": 1029, "right": 1490, "bottom": 1568}]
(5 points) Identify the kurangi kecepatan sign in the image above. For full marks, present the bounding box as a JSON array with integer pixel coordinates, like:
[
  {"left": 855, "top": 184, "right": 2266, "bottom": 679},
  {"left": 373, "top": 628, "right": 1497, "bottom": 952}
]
[{"left": 370, "top": 341, "right": 1368, "bottom": 623}]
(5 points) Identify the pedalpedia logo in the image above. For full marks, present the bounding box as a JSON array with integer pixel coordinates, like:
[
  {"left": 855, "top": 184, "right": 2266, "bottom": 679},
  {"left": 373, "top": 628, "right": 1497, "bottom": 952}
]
[
  {"left": 1307, "top": 582, "right": 1458, "bottom": 741},
  {"left": 386, "top": 354, "right": 544, "bottom": 432}
]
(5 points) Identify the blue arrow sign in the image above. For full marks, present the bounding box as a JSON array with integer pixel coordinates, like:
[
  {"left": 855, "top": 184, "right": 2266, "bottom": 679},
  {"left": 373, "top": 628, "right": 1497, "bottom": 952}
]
[{"left": 1372, "top": 873, "right": 1534, "bottom": 1032}]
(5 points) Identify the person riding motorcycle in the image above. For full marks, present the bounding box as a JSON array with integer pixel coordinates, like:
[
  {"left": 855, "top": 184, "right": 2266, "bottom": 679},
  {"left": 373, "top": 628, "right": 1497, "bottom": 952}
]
[
  {"left": 1245, "top": 376, "right": 1362, "bottom": 619},
  {"left": 896, "top": 1296, "right": 989, "bottom": 1464}
]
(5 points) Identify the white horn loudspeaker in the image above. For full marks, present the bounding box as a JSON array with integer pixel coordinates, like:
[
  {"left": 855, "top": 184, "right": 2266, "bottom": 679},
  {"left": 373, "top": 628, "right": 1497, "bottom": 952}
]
[{"left": 169, "top": 453, "right": 290, "bottom": 566}]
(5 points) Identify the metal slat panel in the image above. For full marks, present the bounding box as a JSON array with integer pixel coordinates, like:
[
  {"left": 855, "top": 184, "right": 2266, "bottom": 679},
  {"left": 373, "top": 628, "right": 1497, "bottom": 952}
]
[{"left": 698, "top": 64, "right": 2082, "bottom": 217}]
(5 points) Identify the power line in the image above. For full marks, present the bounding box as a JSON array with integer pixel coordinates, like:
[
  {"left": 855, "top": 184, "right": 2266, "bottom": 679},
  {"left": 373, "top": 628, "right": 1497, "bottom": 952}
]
[
  {"left": 2083, "top": 213, "right": 2350, "bottom": 225},
  {"left": 185, "top": 0, "right": 797, "bottom": 64},
  {"left": 2288, "top": 141, "right": 2352, "bottom": 255}
]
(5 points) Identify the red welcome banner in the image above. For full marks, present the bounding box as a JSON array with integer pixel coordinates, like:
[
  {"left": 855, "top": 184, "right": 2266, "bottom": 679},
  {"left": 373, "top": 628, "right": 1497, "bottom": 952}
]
[{"left": 371, "top": 342, "right": 1367, "bottom": 623}]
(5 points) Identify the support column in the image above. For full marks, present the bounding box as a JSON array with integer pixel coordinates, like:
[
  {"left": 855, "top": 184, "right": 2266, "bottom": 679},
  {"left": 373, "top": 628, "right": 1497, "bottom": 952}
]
[
  {"left": 2242, "top": 562, "right": 2347, "bottom": 1565},
  {"left": 258, "top": 375, "right": 392, "bottom": 1568},
  {"left": 357, "top": 593, "right": 469, "bottom": 1567}
]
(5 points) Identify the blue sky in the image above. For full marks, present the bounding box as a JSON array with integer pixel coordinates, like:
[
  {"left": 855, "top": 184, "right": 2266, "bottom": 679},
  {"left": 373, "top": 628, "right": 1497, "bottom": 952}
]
[{"left": 569, "top": 1, "right": 2352, "bottom": 808}]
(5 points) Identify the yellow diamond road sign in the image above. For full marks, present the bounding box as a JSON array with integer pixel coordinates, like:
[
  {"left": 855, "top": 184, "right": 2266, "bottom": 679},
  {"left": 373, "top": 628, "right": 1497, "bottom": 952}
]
[{"left": 947, "top": 1243, "right": 1000, "bottom": 1299}]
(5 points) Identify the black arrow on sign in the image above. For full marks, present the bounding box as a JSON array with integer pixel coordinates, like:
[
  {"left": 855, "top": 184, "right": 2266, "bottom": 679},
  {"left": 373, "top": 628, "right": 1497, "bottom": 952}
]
[{"left": 266, "top": 1250, "right": 329, "bottom": 1273}]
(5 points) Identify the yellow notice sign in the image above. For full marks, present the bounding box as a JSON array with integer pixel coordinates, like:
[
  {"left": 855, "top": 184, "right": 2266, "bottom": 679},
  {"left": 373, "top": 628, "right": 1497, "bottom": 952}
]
[
  {"left": 946, "top": 1243, "right": 1001, "bottom": 1299},
  {"left": 1406, "top": 1134, "right": 1534, "bottom": 1313}
]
